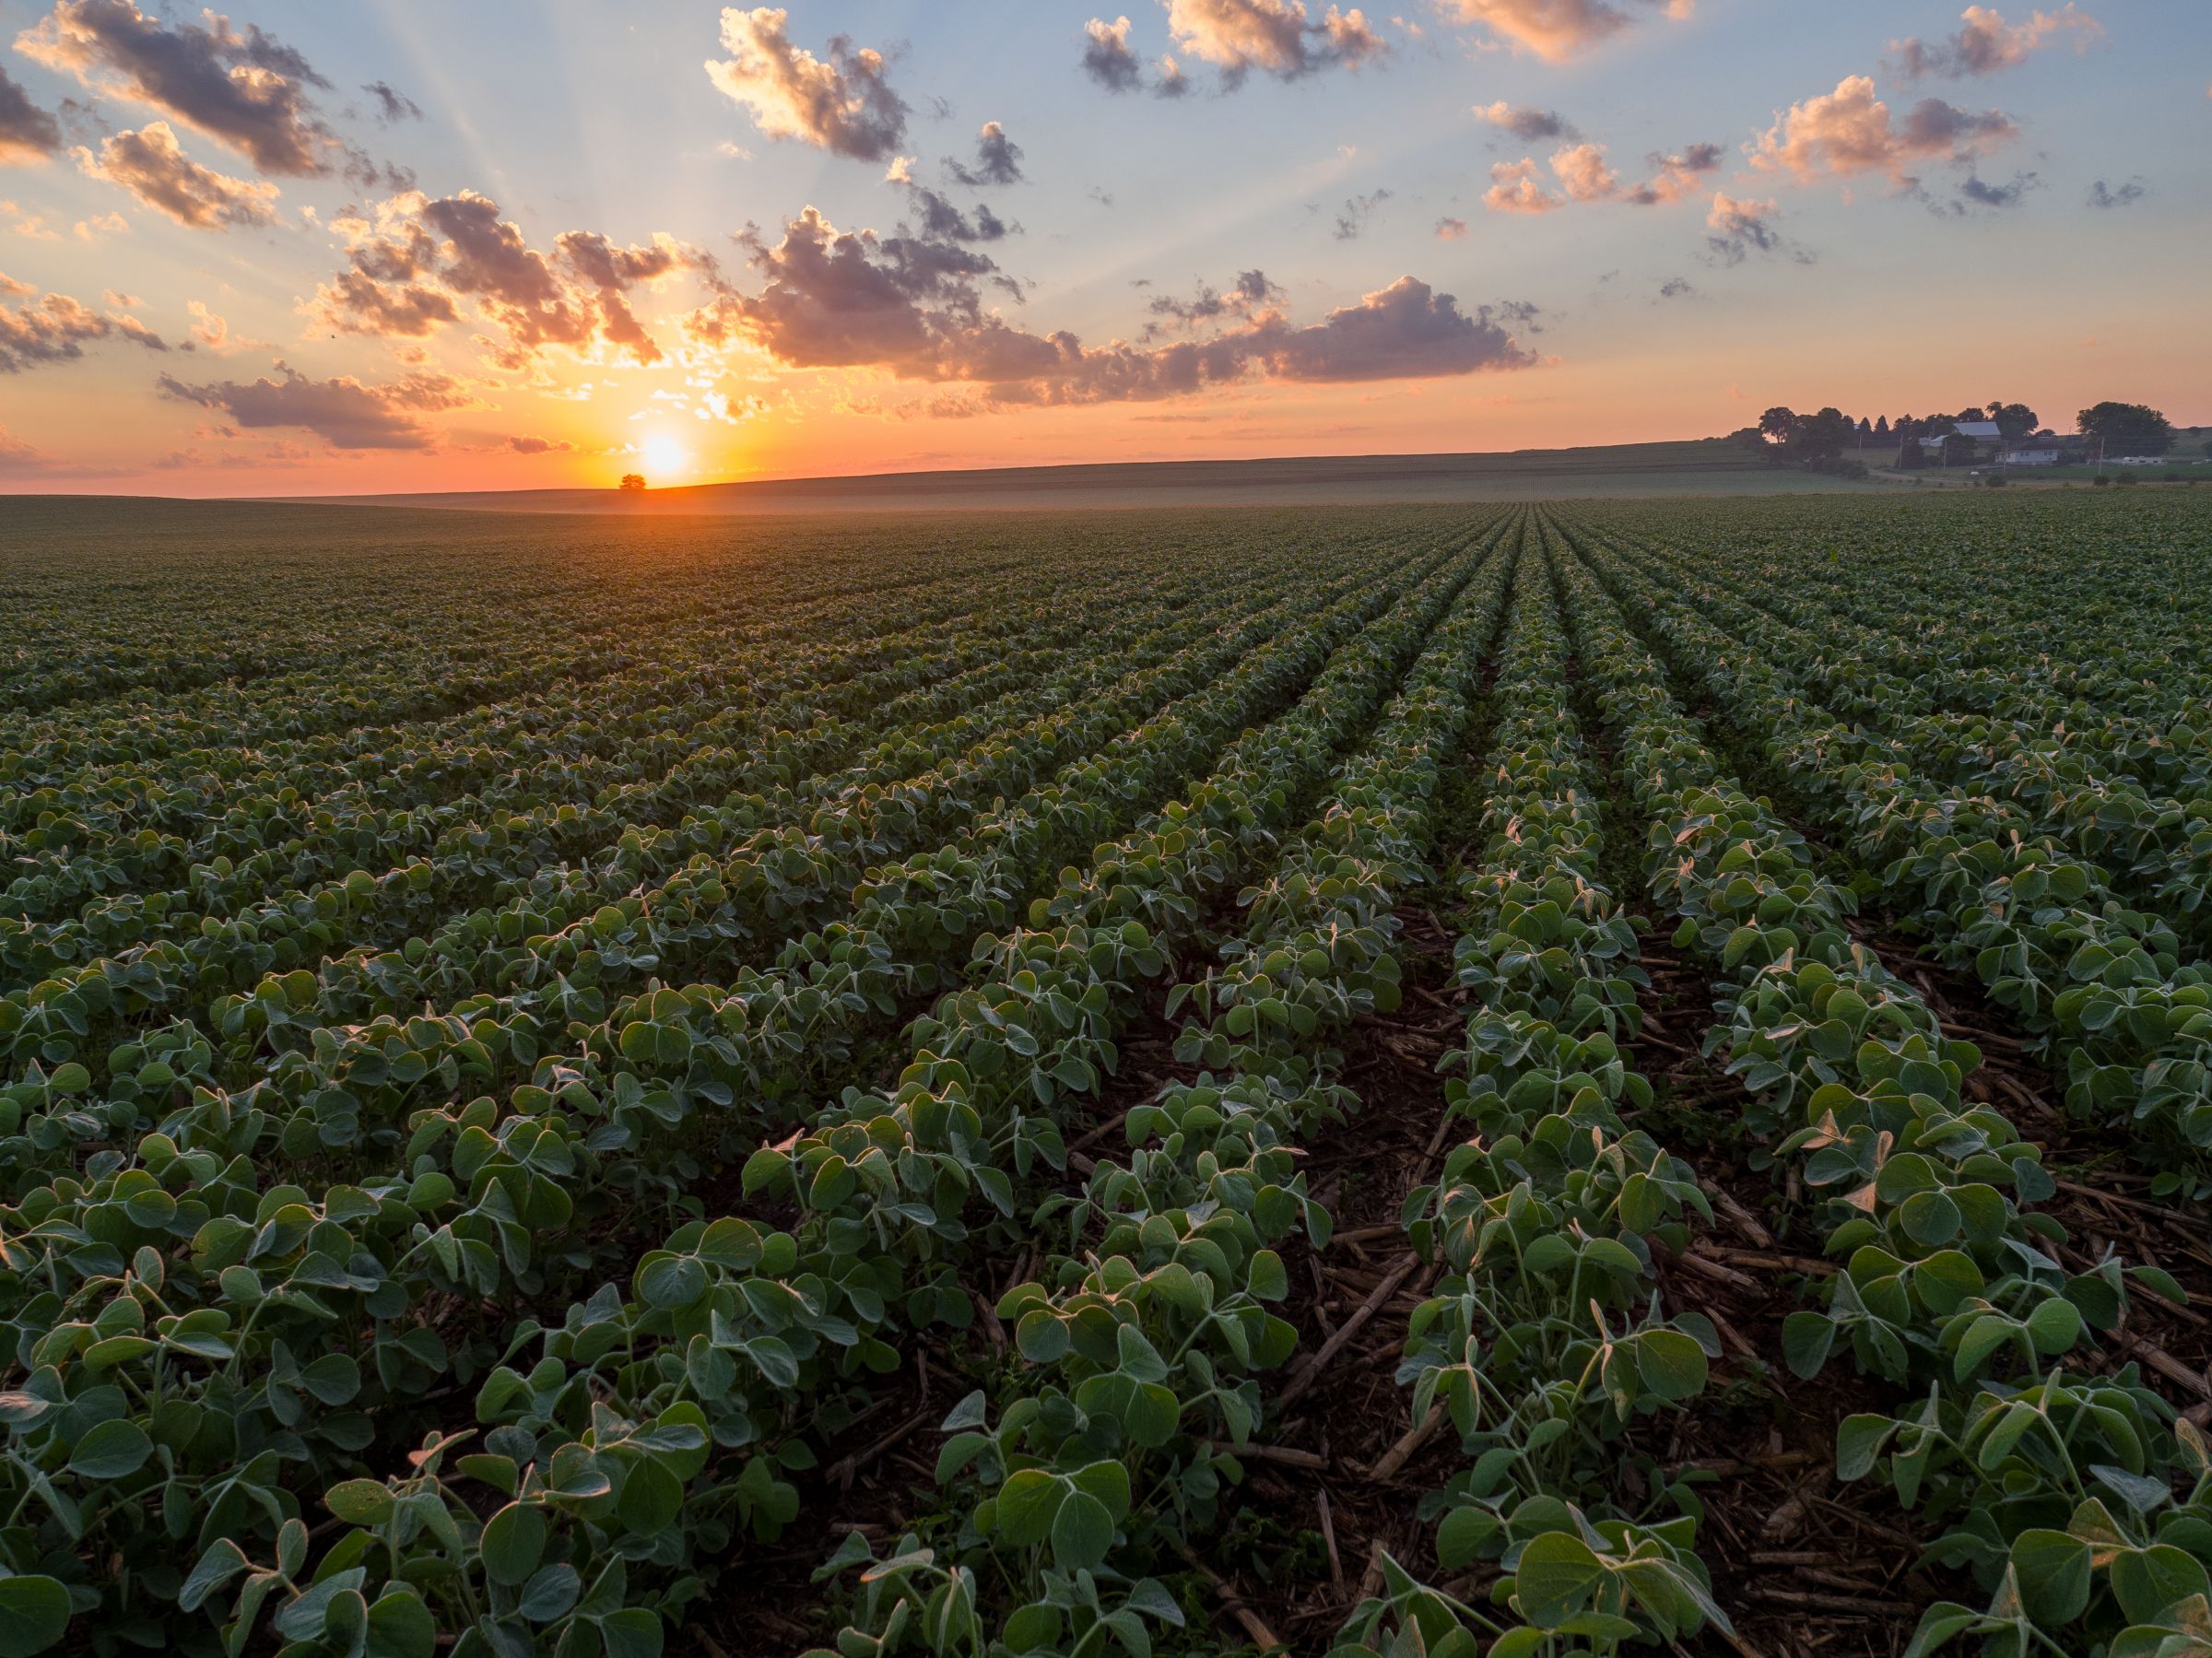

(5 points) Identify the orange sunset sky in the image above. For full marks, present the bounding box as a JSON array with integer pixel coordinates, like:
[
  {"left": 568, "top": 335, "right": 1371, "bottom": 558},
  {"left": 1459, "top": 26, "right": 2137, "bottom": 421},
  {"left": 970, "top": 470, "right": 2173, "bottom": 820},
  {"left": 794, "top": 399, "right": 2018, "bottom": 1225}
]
[{"left": 0, "top": 0, "right": 2205, "bottom": 494}]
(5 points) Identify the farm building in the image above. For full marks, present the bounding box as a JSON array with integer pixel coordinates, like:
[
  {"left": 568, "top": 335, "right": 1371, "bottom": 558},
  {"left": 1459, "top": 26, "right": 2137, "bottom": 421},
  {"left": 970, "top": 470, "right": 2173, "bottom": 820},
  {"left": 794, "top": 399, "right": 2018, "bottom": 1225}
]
[{"left": 2006, "top": 448, "right": 2065, "bottom": 466}]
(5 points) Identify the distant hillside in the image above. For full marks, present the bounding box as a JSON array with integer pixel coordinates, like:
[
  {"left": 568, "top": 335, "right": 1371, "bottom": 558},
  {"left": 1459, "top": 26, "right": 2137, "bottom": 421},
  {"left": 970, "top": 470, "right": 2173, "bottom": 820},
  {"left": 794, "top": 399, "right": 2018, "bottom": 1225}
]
[{"left": 277, "top": 438, "right": 1883, "bottom": 516}]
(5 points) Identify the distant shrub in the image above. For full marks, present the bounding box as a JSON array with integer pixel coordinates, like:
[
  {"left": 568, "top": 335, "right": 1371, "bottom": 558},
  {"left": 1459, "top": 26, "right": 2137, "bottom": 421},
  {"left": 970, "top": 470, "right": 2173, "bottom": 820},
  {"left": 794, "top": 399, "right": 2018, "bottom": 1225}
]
[
  {"left": 2114, "top": 471, "right": 2140, "bottom": 486},
  {"left": 1985, "top": 474, "right": 2007, "bottom": 487},
  {"left": 2093, "top": 474, "right": 2112, "bottom": 487}
]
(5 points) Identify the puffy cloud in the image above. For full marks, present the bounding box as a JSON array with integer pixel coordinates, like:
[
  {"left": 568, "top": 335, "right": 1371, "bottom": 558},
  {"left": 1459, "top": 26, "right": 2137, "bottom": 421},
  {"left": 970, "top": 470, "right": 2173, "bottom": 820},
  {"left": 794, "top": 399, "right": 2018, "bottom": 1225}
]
[
  {"left": 17, "top": 0, "right": 350, "bottom": 175},
  {"left": 704, "top": 6, "right": 908, "bottom": 162},
  {"left": 1747, "top": 75, "right": 2017, "bottom": 184},
  {"left": 74, "top": 121, "right": 279, "bottom": 228},
  {"left": 945, "top": 120, "right": 1023, "bottom": 186},
  {"left": 74, "top": 210, "right": 128, "bottom": 238},
  {"left": 691, "top": 206, "right": 1536, "bottom": 404},
  {"left": 0, "top": 66, "right": 64, "bottom": 162},
  {"left": 157, "top": 361, "right": 469, "bottom": 448},
  {"left": 1704, "top": 191, "right": 1799, "bottom": 264},
  {"left": 1332, "top": 187, "right": 1391, "bottom": 240},
  {"left": 1622, "top": 141, "right": 1721, "bottom": 204},
  {"left": 1483, "top": 157, "right": 1560, "bottom": 214},
  {"left": 313, "top": 191, "right": 706, "bottom": 365},
  {"left": 362, "top": 79, "right": 421, "bottom": 123},
  {"left": 1473, "top": 100, "right": 1575, "bottom": 140},
  {"left": 1, "top": 280, "right": 169, "bottom": 370},
  {"left": 1142, "top": 266, "right": 1284, "bottom": 336},
  {"left": 1161, "top": 0, "right": 1388, "bottom": 82},
  {"left": 1440, "top": 0, "right": 1690, "bottom": 64},
  {"left": 1887, "top": 5, "right": 2100, "bottom": 80},
  {"left": 506, "top": 434, "right": 571, "bottom": 453},
  {"left": 2087, "top": 175, "right": 2143, "bottom": 209},
  {"left": 186, "top": 298, "right": 257, "bottom": 352},
  {"left": 1435, "top": 216, "right": 1468, "bottom": 239},
  {"left": 1080, "top": 16, "right": 1145, "bottom": 91},
  {"left": 1548, "top": 141, "right": 1617, "bottom": 201}
]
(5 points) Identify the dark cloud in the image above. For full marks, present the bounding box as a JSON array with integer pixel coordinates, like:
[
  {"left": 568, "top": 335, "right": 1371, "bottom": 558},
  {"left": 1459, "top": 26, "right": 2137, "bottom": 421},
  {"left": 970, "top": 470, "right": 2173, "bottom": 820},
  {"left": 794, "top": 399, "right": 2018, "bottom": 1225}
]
[
  {"left": 705, "top": 7, "right": 909, "bottom": 162},
  {"left": 157, "top": 361, "right": 468, "bottom": 449},
  {"left": 1704, "top": 191, "right": 1811, "bottom": 265},
  {"left": 945, "top": 120, "right": 1023, "bottom": 186},
  {"left": 1926, "top": 168, "right": 2041, "bottom": 215},
  {"left": 507, "top": 434, "right": 571, "bottom": 453},
  {"left": 314, "top": 192, "right": 707, "bottom": 365},
  {"left": 2087, "top": 175, "right": 2144, "bottom": 209},
  {"left": 1657, "top": 276, "right": 1694, "bottom": 299},
  {"left": 1143, "top": 267, "right": 1284, "bottom": 336},
  {"left": 0, "top": 66, "right": 64, "bottom": 162},
  {"left": 1887, "top": 6, "right": 2101, "bottom": 80},
  {"left": 688, "top": 206, "right": 1538, "bottom": 406},
  {"left": 1622, "top": 142, "right": 1722, "bottom": 205},
  {"left": 1163, "top": 0, "right": 1388, "bottom": 84},
  {"left": 362, "top": 80, "right": 422, "bottom": 123},
  {"left": 900, "top": 183, "right": 1013, "bottom": 243},
  {"left": 74, "top": 121, "right": 279, "bottom": 228},
  {"left": 1332, "top": 187, "right": 1391, "bottom": 241},
  {"left": 18, "top": 0, "right": 353, "bottom": 175},
  {"left": 1473, "top": 100, "right": 1576, "bottom": 140},
  {"left": 1080, "top": 16, "right": 1146, "bottom": 91},
  {"left": 1, "top": 281, "right": 168, "bottom": 370}
]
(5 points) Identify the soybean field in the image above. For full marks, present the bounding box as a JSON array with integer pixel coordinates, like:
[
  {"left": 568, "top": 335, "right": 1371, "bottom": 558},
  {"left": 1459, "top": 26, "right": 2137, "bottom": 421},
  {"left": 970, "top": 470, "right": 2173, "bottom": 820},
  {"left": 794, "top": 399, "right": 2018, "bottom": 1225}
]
[{"left": 4, "top": 489, "right": 2212, "bottom": 1658}]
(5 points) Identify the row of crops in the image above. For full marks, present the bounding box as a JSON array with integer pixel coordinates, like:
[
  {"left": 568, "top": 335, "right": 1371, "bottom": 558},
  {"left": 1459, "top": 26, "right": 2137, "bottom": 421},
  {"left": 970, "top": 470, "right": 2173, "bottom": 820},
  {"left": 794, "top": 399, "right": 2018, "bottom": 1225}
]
[{"left": 2, "top": 493, "right": 2208, "bottom": 1657}]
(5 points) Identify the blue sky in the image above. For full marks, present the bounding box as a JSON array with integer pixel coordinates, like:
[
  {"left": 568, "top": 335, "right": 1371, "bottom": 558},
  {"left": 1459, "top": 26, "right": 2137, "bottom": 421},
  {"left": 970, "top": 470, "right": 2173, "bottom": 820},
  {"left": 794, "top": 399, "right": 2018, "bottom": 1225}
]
[{"left": 0, "top": 0, "right": 2204, "bottom": 491}]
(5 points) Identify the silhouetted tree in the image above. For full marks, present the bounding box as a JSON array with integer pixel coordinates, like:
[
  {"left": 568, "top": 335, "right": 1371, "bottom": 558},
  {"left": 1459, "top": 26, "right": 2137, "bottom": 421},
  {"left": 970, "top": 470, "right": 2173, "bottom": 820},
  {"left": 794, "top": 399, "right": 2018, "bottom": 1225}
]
[
  {"left": 2077, "top": 401, "right": 2174, "bottom": 456},
  {"left": 619, "top": 474, "right": 647, "bottom": 492}
]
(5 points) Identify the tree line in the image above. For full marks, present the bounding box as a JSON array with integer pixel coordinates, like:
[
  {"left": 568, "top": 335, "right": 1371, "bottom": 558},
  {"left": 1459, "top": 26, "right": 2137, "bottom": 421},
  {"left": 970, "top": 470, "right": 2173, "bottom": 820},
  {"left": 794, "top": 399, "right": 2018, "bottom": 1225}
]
[{"left": 1732, "top": 399, "right": 2178, "bottom": 469}]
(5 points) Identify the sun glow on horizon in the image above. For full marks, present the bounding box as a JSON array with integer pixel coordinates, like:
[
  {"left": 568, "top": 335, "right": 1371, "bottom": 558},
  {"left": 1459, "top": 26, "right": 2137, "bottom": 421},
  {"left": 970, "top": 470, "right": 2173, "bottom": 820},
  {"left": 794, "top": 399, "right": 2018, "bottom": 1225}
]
[{"left": 640, "top": 433, "right": 691, "bottom": 477}]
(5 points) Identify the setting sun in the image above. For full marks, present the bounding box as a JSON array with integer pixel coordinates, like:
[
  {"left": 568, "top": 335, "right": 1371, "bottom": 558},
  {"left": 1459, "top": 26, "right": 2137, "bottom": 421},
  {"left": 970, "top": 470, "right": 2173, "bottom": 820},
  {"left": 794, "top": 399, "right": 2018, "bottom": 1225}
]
[{"left": 640, "top": 434, "right": 689, "bottom": 477}]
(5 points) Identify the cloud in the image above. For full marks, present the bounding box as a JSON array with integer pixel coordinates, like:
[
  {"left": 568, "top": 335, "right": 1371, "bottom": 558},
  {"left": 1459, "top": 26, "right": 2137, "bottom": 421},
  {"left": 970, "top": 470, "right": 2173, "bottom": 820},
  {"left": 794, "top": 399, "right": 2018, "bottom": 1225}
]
[
  {"left": 1, "top": 280, "right": 169, "bottom": 370},
  {"left": 1434, "top": 215, "right": 1468, "bottom": 239},
  {"left": 0, "top": 66, "right": 64, "bottom": 162},
  {"left": 689, "top": 206, "right": 1537, "bottom": 405},
  {"left": 1886, "top": 5, "right": 2101, "bottom": 80},
  {"left": 74, "top": 121, "right": 279, "bottom": 228},
  {"left": 1161, "top": 0, "right": 1388, "bottom": 82},
  {"left": 0, "top": 422, "right": 44, "bottom": 469},
  {"left": 1934, "top": 168, "right": 2040, "bottom": 213},
  {"left": 1473, "top": 100, "right": 1575, "bottom": 140},
  {"left": 506, "top": 434, "right": 572, "bottom": 453},
  {"left": 2086, "top": 175, "right": 2143, "bottom": 208},
  {"left": 1548, "top": 141, "right": 1617, "bottom": 201},
  {"left": 186, "top": 298, "right": 257, "bottom": 352},
  {"left": 1440, "top": 0, "right": 1691, "bottom": 64},
  {"left": 1142, "top": 266, "right": 1284, "bottom": 336},
  {"left": 1657, "top": 275, "right": 1694, "bottom": 298},
  {"left": 1080, "top": 16, "right": 1145, "bottom": 91},
  {"left": 74, "top": 209, "right": 127, "bottom": 238},
  {"left": 1332, "top": 187, "right": 1391, "bottom": 240},
  {"left": 945, "top": 120, "right": 1023, "bottom": 186},
  {"left": 1704, "top": 190, "right": 1805, "bottom": 264},
  {"left": 1622, "top": 141, "right": 1721, "bottom": 204},
  {"left": 704, "top": 6, "right": 908, "bottom": 162},
  {"left": 1747, "top": 75, "right": 2017, "bottom": 184},
  {"left": 1483, "top": 157, "right": 1560, "bottom": 213},
  {"left": 362, "top": 79, "right": 421, "bottom": 123},
  {"left": 313, "top": 190, "right": 707, "bottom": 365},
  {"left": 901, "top": 182, "right": 1013, "bottom": 242},
  {"left": 17, "top": 0, "right": 356, "bottom": 176},
  {"left": 157, "top": 361, "right": 469, "bottom": 448}
]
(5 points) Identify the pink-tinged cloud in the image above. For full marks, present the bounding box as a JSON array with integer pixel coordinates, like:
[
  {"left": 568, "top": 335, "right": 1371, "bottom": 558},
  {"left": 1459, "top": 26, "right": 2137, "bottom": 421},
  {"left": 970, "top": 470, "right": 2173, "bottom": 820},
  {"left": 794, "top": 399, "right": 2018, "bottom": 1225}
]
[
  {"left": 1704, "top": 190, "right": 1795, "bottom": 263},
  {"left": 1550, "top": 141, "right": 1618, "bottom": 201},
  {"left": 704, "top": 6, "right": 909, "bottom": 161},
  {"left": 690, "top": 206, "right": 1538, "bottom": 404},
  {"left": 1622, "top": 141, "right": 1722, "bottom": 204},
  {"left": 1888, "top": 5, "right": 2101, "bottom": 80},
  {"left": 74, "top": 122, "right": 279, "bottom": 229},
  {"left": 157, "top": 361, "right": 471, "bottom": 449},
  {"left": 16, "top": 0, "right": 351, "bottom": 176},
  {"left": 1440, "top": 0, "right": 1690, "bottom": 64},
  {"left": 1473, "top": 100, "right": 1577, "bottom": 139},
  {"left": 1080, "top": 16, "right": 1145, "bottom": 90},
  {"left": 0, "top": 66, "right": 63, "bottom": 163},
  {"left": 1483, "top": 157, "right": 1561, "bottom": 213},
  {"left": 1435, "top": 215, "right": 1469, "bottom": 239},
  {"left": 1, "top": 279, "right": 168, "bottom": 370},
  {"left": 314, "top": 191, "right": 706, "bottom": 366},
  {"left": 1162, "top": 0, "right": 1387, "bottom": 81},
  {"left": 1748, "top": 75, "right": 2018, "bottom": 183},
  {"left": 507, "top": 434, "right": 572, "bottom": 453}
]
